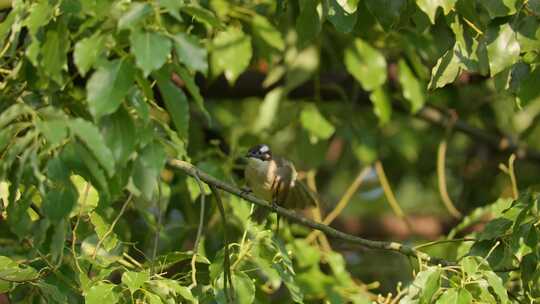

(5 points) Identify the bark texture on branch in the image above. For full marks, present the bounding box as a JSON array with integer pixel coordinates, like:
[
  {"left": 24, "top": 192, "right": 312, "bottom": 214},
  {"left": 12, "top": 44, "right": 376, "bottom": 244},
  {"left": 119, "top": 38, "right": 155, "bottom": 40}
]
[{"left": 168, "top": 159, "right": 454, "bottom": 266}]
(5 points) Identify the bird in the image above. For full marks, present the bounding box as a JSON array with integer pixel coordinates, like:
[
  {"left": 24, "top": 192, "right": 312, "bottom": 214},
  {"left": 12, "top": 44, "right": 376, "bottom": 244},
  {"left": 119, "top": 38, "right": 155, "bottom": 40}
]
[{"left": 244, "top": 144, "right": 317, "bottom": 223}]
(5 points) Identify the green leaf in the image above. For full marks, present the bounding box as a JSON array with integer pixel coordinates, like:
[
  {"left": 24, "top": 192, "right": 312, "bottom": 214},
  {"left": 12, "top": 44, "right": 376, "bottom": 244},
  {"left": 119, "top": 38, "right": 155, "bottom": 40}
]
[
  {"left": 211, "top": 27, "right": 252, "bottom": 84},
  {"left": 253, "top": 87, "right": 284, "bottom": 132},
  {"left": 0, "top": 104, "right": 33, "bottom": 130},
  {"left": 69, "top": 118, "right": 115, "bottom": 177},
  {"left": 486, "top": 24, "right": 520, "bottom": 76},
  {"left": 215, "top": 272, "right": 255, "bottom": 304},
  {"left": 71, "top": 175, "right": 99, "bottom": 214},
  {"left": 50, "top": 219, "right": 67, "bottom": 262},
  {"left": 517, "top": 66, "right": 540, "bottom": 106},
  {"left": 274, "top": 263, "right": 304, "bottom": 303},
  {"left": 181, "top": 5, "right": 224, "bottom": 29},
  {"left": 436, "top": 288, "right": 458, "bottom": 304},
  {"left": 529, "top": 0, "right": 540, "bottom": 14},
  {"left": 36, "top": 282, "right": 67, "bottom": 303},
  {"left": 285, "top": 46, "right": 319, "bottom": 90},
  {"left": 145, "top": 292, "right": 163, "bottom": 304},
  {"left": 41, "top": 21, "right": 69, "bottom": 84},
  {"left": 251, "top": 14, "right": 285, "bottom": 51},
  {"left": 42, "top": 183, "right": 78, "bottom": 222},
  {"left": 132, "top": 141, "right": 166, "bottom": 201},
  {"left": 296, "top": 0, "right": 321, "bottom": 46},
  {"left": 87, "top": 58, "right": 135, "bottom": 120},
  {"left": 36, "top": 120, "right": 68, "bottom": 146},
  {"left": 159, "top": 0, "right": 183, "bottom": 21},
  {"left": 416, "top": 0, "right": 457, "bottom": 23},
  {"left": 484, "top": 272, "right": 508, "bottom": 303},
  {"left": 101, "top": 106, "right": 136, "bottom": 166},
  {"left": 345, "top": 38, "right": 387, "bottom": 91},
  {"left": 398, "top": 60, "right": 425, "bottom": 113},
  {"left": 516, "top": 16, "right": 540, "bottom": 53},
  {"left": 74, "top": 33, "right": 105, "bottom": 76},
  {"left": 122, "top": 271, "right": 149, "bottom": 294},
  {"left": 481, "top": 0, "right": 517, "bottom": 18},
  {"left": 128, "top": 87, "right": 150, "bottom": 124},
  {"left": 300, "top": 104, "right": 335, "bottom": 141},
  {"left": 131, "top": 30, "right": 172, "bottom": 76},
  {"left": 173, "top": 64, "right": 210, "bottom": 122},
  {"left": 0, "top": 280, "right": 10, "bottom": 293},
  {"left": 89, "top": 211, "right": 118, "bottom": 251},
  {"left": 352, "top": 135, "right": 377, "bottom": 164},
  {"left": 172, "top": 33, "right": 208, "bottom": 74},
  {"left": 327, "top": 0, "right": 358, "bottom": 33},
  {"left": 0, "top": 256, "right": 39, "bottom": 282},
  {"left": 369, "top": 86, "right": 392, "bottom": 125},
  {"left": 479, "top": 218, "right": 513, "bottom": 240},
  {"left": 364, "top": 0, "right": 406, "bottom": 29},
  {"left": 84, "top": 282, "right": 119, "bottom": 304},
  {"left": 23, "top": 1, "right": 53, "bottom": 37},
  {"left": 429, "top": 48, "right": 462, "bottom": 89},
  {"left": 154, "top": 67, "right": 190, "bottom": 140},
  {"left": 118, "top": 2, "right": 152, "bottom": 30},
  {"left": 420, "top": 268, "right": 441, "bottom": 304}
]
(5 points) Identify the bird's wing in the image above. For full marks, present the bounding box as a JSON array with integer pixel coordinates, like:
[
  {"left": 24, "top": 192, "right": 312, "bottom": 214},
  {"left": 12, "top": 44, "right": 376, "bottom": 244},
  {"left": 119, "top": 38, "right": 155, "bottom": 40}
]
[
  {"left": 286, "top": 179, "right": 318, "bottom": 209},
  {"left": 273, "top": 157, "right": 318, "bottom": 209}
]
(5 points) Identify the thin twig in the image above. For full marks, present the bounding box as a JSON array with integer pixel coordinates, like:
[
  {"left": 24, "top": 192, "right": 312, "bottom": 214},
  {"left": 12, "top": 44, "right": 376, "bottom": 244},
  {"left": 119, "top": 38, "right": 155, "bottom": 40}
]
[
  {"left": 306, "top": 166, "right": 371, "bottom": 243},
  {"left": 92, "top": 194, "right": 132, "bottom": 259},
  {"left": 72, "top": 183, "right": 90, "bottom": 273},
  {"left": 374, "top": 160, "right": 414, "bottom": 232},
  {"left": 437, "top": 140, "right": 462, "bottom": 219},
  {"left": 151, "top": 178, "right": 163, "bottom": 275},
  {"left": 413, "top": 238, "right": 476, "bottom": 250},
  {"left": 209, "top": 184, "right": 234, "bottom": 302},
  {"left": 189, "top": 172, "right": 206, "bottom": 289},
  {"left": 508, "top": 154, "right": 518, "bottom": 200},
  {"left": 168, "top": 159, "right": 454, "bottom": 266}
]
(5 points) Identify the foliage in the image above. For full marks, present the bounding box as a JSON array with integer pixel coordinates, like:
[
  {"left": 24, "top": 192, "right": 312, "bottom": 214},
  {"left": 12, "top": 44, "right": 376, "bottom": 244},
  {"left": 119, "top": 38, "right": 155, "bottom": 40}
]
[{"left": 0, "top": 0, "right": 539, "bottom": 303}]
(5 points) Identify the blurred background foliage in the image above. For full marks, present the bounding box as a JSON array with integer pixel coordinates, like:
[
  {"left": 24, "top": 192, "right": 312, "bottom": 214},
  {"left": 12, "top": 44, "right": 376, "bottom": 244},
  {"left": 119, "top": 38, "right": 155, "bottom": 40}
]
[{"left": 0, "top": 0, "right": 540, "bottom": 303}]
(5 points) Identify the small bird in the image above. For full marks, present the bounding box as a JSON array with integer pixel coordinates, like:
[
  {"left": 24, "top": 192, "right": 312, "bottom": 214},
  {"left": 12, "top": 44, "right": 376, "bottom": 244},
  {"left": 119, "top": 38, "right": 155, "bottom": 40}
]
[{"left": 244, "top": 144, "right": 317, "bottom": 223}]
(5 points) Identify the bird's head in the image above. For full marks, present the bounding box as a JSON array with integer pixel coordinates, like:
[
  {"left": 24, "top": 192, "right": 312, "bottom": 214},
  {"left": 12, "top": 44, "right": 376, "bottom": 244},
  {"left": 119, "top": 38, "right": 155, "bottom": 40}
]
[{"left": 246, "top": 144, "right": 272, "bottom": 161}]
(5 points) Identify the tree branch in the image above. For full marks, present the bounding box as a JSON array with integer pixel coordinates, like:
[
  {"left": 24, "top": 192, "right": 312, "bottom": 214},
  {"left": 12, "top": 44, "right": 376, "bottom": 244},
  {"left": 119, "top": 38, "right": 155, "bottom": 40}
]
[
  {"left": 167, "top": 159, "right": 454, "bottom": 267},
  {"left": 191, "top": 71, "right": 540, "bottom": 162}
]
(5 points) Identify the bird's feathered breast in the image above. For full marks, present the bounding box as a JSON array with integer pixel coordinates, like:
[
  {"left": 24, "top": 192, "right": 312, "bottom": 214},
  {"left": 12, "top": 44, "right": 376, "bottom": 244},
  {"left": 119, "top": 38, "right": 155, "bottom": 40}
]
[{"left": 245, "top": 156, "right": 316, "bottom": 209}]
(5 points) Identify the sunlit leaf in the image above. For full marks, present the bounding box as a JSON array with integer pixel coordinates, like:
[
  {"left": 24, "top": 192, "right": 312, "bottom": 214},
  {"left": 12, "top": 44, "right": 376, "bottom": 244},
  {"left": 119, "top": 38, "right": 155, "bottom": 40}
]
[
  {"left": 300, "top": 104, "right": 335, "bottom": 142},
  {"left": 486, "top": 24, "right": 520, "bottom": 76},
  {"left": 122, "top": 271, "right": 149, "bottom": 294},
  {"left": 345, "top": 38, "right": 387, "bottom": 91},
  {"left": 84, "top": 282, "right": 119, "bottom": 304},
  {"left": 429, "top": 48, "right": 461, "bottom": 89},
  {"left": 211, "top": 27, "right": 252, "bottom": 84},
  {"left": 251, "top": 15, "right": 285, "bottom": 51},
  {"left": 327, "top": 0, "right": 358, "bottom": 33},
  {"left": 416, "top": 0, "right": 457, "bottom": 23},
  {"left": 398, "top": 60, "right": 425, "bottom": 113},
  {"left": 370, "top": 86, "right": 392, "bottom": 125}
]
